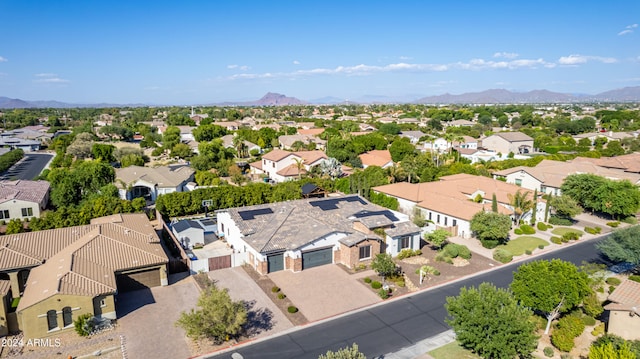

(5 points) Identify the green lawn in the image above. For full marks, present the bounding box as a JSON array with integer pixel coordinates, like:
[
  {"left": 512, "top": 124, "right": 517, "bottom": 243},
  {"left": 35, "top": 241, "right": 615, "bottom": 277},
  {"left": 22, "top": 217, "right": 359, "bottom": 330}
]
[
  {"left": 551, "top": 227, "right": 584, "bottom": 237},
  {"left": 496, "top": 236, "right": 549, "bottom": 256},
  {"left": 429, "top": 342, "right": 481, "bottom": 359}
]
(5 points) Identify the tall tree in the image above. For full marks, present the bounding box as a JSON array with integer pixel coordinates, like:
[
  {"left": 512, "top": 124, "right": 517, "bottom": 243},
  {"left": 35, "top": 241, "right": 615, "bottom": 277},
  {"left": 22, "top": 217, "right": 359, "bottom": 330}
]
[
  {"left": 596, "top": 225, "right": 640, "bottom": 266},
  {"left": 511, "top": 259, "right": 591, "bottom": 334},
  {"left": 508, "top": 190, "right": 534, "bottom": 224},
  {"left": 470, "top": 211, "right": 511, "bottom": 248},
  {"left": 445, "top": 282, "right": 538, "bottom": 359}
]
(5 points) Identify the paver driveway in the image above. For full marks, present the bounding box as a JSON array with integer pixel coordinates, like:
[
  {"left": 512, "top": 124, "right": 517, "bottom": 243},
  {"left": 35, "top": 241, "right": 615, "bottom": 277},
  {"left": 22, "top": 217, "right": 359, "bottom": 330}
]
[
  {"left": 208, "top": 267, "right": 294, "bottom": 338},
  {"left": 268, "top": 265, "right": 381, "bottom": 322},
  {"left": 116, "top": 275, "right": 199, "bottom": 359}
]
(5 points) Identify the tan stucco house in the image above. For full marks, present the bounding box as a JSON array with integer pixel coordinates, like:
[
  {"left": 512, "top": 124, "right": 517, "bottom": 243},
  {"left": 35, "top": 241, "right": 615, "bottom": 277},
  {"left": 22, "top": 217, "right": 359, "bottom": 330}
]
[
  {"left": 0, "top": 213, "right": 168, "bottom": 339},
  {"left": 115, "top": 165, "right": 195, "bottom": 202},
  {"left": 605, "top": 279, "right": 640, "bottom": 340},
  {"left": 481, "top": 132, "right": 534, "bottom": 155}
]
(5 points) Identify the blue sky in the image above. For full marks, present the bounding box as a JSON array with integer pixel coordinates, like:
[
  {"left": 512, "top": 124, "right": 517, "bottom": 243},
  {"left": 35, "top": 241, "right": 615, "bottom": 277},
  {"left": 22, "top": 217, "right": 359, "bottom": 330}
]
[{"left": 0, "top": 1, "right": 638, "bottom": 104}]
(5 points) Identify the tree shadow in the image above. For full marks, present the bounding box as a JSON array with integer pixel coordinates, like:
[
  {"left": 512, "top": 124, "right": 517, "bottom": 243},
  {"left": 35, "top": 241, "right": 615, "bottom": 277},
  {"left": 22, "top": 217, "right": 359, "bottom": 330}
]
[{"left": 242, "top": 300, "right": 275, "bottom": 337}]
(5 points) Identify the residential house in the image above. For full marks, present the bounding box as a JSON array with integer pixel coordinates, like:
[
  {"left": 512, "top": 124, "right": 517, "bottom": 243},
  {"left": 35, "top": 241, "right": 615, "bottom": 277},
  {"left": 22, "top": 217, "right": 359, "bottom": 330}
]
[
  {"left": 220, "top": 134, "right": 261, "bottom": 155},
  {"left": 0, "top": 134, "right": 41, "bottom": 152},
  {"left": 446, "top": 119, "right": 475, "bottom": 127},
  {"left": 249, "top": 149, "right": 328, "bottom": 183},
  {"left": 359, "top": 150, "right": 394, "bottom": 169},
  {"left": 4, "top": 127, "right": 53, "bottom": 145},
  {"left": 453, "top": 136, "right": 478, "bottom": 149},
  {"left": 297, "top": 128, "right": 325, "bottom": 137},
  {"left": 481, "top": 132, "right": 534, "bottom": 155},
  {"left": 492, "top": 157, "right": 640, "bottom": 195},
  {"left": 572, "top": 131, "right": 636, "bottom": 145},
  {"left": 278, "top": 134, "right": 326, "bottom": 150},
  {"left": 373, "top": 174, "right": 543, "bottom": 238},
  {"left": 0, "top": 213, "right": 168, "bottom": 339},
  {"left": 215, "top": 121, "right": 242, "bottom": 131},
  {"left": 420, "top": 137, "right": 449, "bottom": 153},
  {"left": 115, "top": 165, "right": 195, "bottom": 202},
  {"left": 590, "top": 152, "right": 640, "bottom": 174},
  {"left": 605, "top": 279, "right": 640, "bottom": 340},
  {"left": 457, "top": 148, "right": 500, "bottom": 164},
  {"left": 171, "top": 219, "right": 205, "bottom": 250},
  {"left": 358, "top": 123, "right": 376, "bottom": 131},
  {"left": 399, "top": 131, "right": 426, "bottom": 144},
  {"left": 216, "top": 195, "right": 421, "bottom": 274},
  {"left": 0, "top": 180, "right": 50, "bottom": 221}
]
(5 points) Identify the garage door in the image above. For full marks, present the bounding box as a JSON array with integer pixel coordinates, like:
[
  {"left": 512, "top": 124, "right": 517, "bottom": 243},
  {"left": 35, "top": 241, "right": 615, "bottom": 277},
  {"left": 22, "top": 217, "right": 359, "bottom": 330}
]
[
  {"left": 302, "top": 247, "right": 333, "bottom": 270},
  {"left": 116, "top": 268, "right": 161, "bottom": 293},
  {"left": 267, "top": 253, "right": 284, "bottom": 273}
]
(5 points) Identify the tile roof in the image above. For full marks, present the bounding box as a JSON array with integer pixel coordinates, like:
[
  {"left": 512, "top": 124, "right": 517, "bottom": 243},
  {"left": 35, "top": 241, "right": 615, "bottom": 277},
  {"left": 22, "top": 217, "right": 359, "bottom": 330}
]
[
  {"left": 262, "top": 149, "right": 294, "bottom": 161},
  {"left": 220, "top": 195, "right": 413, "bottom": 253},
  {"left": 591, "top": 153, "right": 640, "bottom": 173},
  {"left": 173, "top": 219, "right": 204, "bottom": 233},
  {"left": 276, "top": 164, "right": 307, "bottom": 177},
  {"left": 493, "top": 158, "right": 640, "bottom": 188},
  {"left": 359, "top": 150, "right": 393, "bottom": 167},
  {"left": 384, "top": 221, "right": 422, "bottom": 238},
  {"left": 0, "top": 279, "right": 10, "bottom": 295},
  {"left": 16, "top": 213, "right": 168, "bottom": 311},
  {"left": 115, "top": 165, "right": 194, "bottom": 188},
  {"left": 339, "top": 232, "right": 380, "bottom": 246},
  {"left": 0, "top": 180, "right": 50, "bottom": 205},
  {"left": 492, "top": 132, "right": 534, "bottom": 142},
  {"left": 298, "top": 128, "right": 325, "bottom": 136},
  {"left": 605, "top": 279, "right": 640, "bottom": 311}
]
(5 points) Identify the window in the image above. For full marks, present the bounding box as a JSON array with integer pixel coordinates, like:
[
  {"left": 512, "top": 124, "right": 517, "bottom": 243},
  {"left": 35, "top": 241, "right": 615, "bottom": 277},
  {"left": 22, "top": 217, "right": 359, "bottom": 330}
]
[
  {"left": 428, "top": 212, "right": 432, "bottom": 220},
  {"left": 359, "top": 245, "right": 371, "bottom": 260},
  {"left": 47, "top": 310, "right": 58, "bottom": 331},
  {"left": 399, "top": 236, "right": 412, "bottom": 250},
  {"left": 436, "top": 214, "right": 440, "bottom": 224},
  {"left": 515, "top": 179, "right": 522, "bottom": 187},
  {"left": 21, "top": 208, "right": 33, "bottom": 217},
  {"left": 0, "top": 210, "right": 9, "bottom": 219},
  {"left": 62, "top": 307, "right": 73, "bottom": 327},
  {"left": 100, "top": 298, "right": 107, "bottom": 308},
  {"left": 452, "top": 219, "right": 457, "bottom": 227},
  {"left": 444, "top": 217, "right": 448, "bottom": 226}
]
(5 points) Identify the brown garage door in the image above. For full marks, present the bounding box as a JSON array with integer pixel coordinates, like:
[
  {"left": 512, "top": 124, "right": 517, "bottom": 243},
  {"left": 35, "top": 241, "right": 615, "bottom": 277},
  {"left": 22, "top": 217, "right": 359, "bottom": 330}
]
[
  {"left": 116, "top": 268, "right": 161, "bottom": 293},
  {"left": 208, "top": 255, "right": 231, "bottom": 271}
]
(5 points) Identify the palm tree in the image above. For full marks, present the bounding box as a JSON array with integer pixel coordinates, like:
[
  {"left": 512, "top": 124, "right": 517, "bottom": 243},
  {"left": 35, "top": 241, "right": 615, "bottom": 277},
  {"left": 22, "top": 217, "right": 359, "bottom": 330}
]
[
  {"left": 293, "top": 158, "right": 305, "bottom": 180},
  {"left": 508, "top": 190, "right": 534, "bottom": 224}
]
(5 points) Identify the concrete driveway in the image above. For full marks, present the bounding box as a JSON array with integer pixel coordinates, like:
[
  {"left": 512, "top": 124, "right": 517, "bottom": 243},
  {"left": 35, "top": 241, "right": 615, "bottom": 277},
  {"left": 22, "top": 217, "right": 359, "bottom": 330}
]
[
  {"left": 268, "top": 265, "right": 381, "bottom": 322},
  {"left": 116, "top": 274, "right": 199, "bottom": 359},
  {"left": 208, "top": 267, "right": 293, "bottom": 338}
]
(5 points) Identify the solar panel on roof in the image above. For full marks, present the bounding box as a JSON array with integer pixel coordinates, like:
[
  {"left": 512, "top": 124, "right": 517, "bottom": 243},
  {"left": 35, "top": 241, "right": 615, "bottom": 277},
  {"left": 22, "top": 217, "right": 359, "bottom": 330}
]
[
  {"left": 238, "top": 208, "right": 274, "bottom": 220},
  {"left": 309, "top": 196, "right": 367, "bottom": 211},
  {"left": 352, "top": 210, "right": 399, "bottom": 222},
  {"left": 200, "top": 219, "right": 216, "bottom": 226}
]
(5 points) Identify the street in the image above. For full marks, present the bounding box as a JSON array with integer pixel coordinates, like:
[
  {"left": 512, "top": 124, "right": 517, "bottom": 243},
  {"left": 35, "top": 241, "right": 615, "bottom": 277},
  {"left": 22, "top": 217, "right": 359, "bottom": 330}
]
[
  {"left": 0, "top": 152, "right": 53, "bottom": 180},
  {"left": 204, "top": 236, "right": 605, "bottom": 359}
]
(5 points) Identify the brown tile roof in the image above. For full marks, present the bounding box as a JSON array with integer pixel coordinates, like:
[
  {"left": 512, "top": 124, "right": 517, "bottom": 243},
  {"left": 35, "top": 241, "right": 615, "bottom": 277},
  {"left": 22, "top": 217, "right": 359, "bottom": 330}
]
[
  {"left": 249, "top": 159, "right": 263, "bottom": 170},
  {"left": 115, "top": 165, "right": 194, "bottom": 188},
  {"left": 295, "top": 150, "right": 327, "bottom": 165},
  {"left": 592, "top": 153, "right": 640, "bottom": 173},
  {"left": 298, "top": 128, "right": 324, "bottom": 136},
  {"left": 276, "top": 164, "right": 307, "bottom": 177},
  {"left": 493, "top": 132, "right": 534, "bottom": 142},
  {"left": 261, "top": 149, "right": 294, "bottom": 162},
  {"left": 16, "top": 213, "right": 168, "bottom": 311},
  {"left": 605, "top": 279, "right": 640, "bottom": 311},
  {"left": 0, "top": 279, "right": 10, "bottom": 295},
  {"left": 0, "top": 180, "right": 50, "bottom": 205},
  {"left": 359, "top": 150, "right": 393, "bottom": 167}
]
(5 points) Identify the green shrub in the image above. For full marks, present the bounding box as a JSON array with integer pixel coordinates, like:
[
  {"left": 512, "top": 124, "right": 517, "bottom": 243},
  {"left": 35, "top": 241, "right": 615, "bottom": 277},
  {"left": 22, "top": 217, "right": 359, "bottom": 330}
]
[
  {"left": 621, "top": 216, "right": 638, "bottom": 224},
  {"left": 525, "top": 249, "right": 533, "bottom": 255},
  {"left": 514, "top": 228, "right": 523, "bottom": 235},
  {"left": 287, "top": 306, "right": 298, "bottom": 313},
  {"left": 562, "top": 232, "right": 580, "bottom": 241},
  {"left": 271, "top": 286, "right": 280, "bottom": 293},
  {"left": 585, "top": 227, "right": 602, "bottom": 235},
  {"left": 74, "top": 313, "right": 94, "bottom": 337},
  {"left": 371, "top": 281, "right": 382, "bottom": 289},
  {"left": 397, "top": 248, "right": 416, "bottom": 260},
  {"left": 543, "top": 346, "right": 554, "bottom": 357},
  {"left": 537, "top": 222, "right": 548, "bottom": 231},
  {"left": 629, "top": 275, "right": 640, "bottom": 283},
  {"left": 591, "top": 323, "right": 605, "bottom": 336},
  {"left": 581, "top": 316, "right": 596, "bottom": 326},
  {"left": 538, "top": 244, "right": 545, "bottom": 249},
  {"left": 444, "top": 244, "right": 459, "bottom": 258},
  {"left": 549, "top": 216, "right": 573, "bottom": 226},
  {"left": 606, "top": 221, "right": 620, "bottom": 228},
  {"left": 480, "top": 239, "right": 499, "bottom": 249},
  {"left": 520, "top": 225, "right": 535, "bottom": 235},
  {"left": 606, "top": 277, "right": 621, "bottom": 286},
  {"left": 558, "top": 315, "right": 585, "bottom": 338},
  {"left": 435, "top": 252, "right": 453, "bottom": 263},
  {"left": 364, "top": 277, "right": 372, "bottom": 284},
  {"left": 457, "top": 245, "right": 472, "bottom": 259},
  {"left": 277, "top": 293, "right": 286, "bottom": 300},
  {"left": 378, "top": 288, "right": 389, "bottom": 299},
  {"left": 493, "top": 249, "right": 513, "bottom": 263},
  {"left": 395, "top": 280, "right": 405, "bottom": 287},
  {"left": 596, "top": 287, "right": 605, "bottom": 293},
  {"left": 550, "top": 236, "right": 562, "bottom": 244},
  {"left": 551, "top": 328, "right": 575, "bottom": 352},
  {"left": 608, "top": 285, "right": 615, "bottom": 294}
]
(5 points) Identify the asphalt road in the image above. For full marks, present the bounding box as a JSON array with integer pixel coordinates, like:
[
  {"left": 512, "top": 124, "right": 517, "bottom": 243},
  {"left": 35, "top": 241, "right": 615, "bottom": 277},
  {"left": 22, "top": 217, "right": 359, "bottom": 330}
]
[
  {"left": 0, "top": 152, "right": 53, "bottom": 180},
  {"left": 205, "top": 237, "right": 606, "bottom": 359}
]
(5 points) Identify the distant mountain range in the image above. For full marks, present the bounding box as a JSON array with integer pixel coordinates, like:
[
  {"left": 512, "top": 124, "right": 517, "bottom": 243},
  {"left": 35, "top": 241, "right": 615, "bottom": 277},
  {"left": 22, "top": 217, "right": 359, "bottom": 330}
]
[{"left": 2, "top": 87, "right": 640, "bottom": 108}]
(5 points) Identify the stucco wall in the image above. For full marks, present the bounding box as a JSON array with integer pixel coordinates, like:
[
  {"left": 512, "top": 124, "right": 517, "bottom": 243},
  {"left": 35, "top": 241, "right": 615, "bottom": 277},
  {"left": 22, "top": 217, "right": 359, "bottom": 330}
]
[
  {"left": 0, "top": 199, "right": 42, "bottom": 221},
  {"left": 608, "top": 310, "right": 640, "bottom": 340}
]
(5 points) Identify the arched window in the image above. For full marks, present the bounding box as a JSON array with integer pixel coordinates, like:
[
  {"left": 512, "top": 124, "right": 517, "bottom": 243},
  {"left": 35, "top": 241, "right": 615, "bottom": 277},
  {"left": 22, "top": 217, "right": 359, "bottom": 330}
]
[
  {"left": 62, "top": 307, "right": 72, "bottom": 327},
  {"left": 47, "top": 310, "right": 58, "bottom": 331}
]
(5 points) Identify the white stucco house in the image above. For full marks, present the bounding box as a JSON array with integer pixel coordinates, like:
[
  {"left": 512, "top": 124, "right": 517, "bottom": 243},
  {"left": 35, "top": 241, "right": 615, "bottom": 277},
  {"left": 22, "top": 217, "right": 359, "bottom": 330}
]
[
  {"left": 249, "top": 149, "right": 328, "bottom": 183},
  {"left": 216, "top": 195, "right": 421, "bottom": 274}
]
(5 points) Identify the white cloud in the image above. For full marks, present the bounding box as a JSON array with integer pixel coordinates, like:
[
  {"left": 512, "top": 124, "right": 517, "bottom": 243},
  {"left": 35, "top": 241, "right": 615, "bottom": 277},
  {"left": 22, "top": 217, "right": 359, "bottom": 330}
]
[
  {"left": 227, "top": 64, "right": 250, "bottom": 71},
  {"left": 33, "top": 73, "right": 69, "bottom": 83},
  {"left": 293, "top": 60, "right": 300, "bottom": 65},
  {"left": 618, "top": 23, "right": 638, "bottom": 35},
  {"left": 0, "top": 56, "right": 7, "bottom": 62},
  {"left": 493, "top": 52, "right": 519, "bottom": 59},
  {"left": 399, "top": 56, "right": 413, "bottom": 60},
  {"left": 558, "top": 54, "right": 617, "bottom": 65}
]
